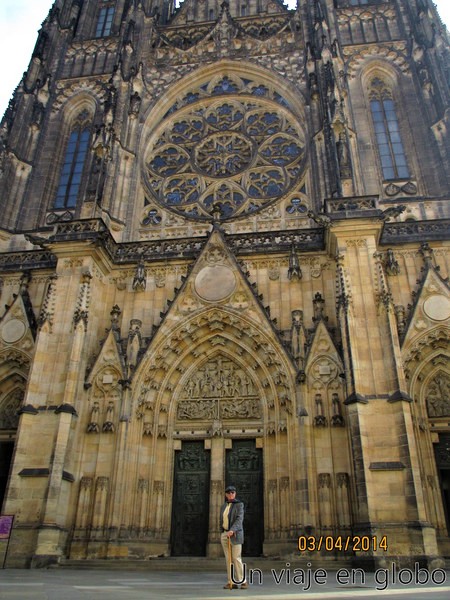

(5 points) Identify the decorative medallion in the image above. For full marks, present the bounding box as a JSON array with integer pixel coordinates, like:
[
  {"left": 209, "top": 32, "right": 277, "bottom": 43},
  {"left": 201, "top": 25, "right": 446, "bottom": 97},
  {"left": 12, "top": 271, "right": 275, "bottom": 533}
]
[
  {"left": 194, "top": 265, "right": 236, "bottom": 302},
  {"left": 1, "top": 319, "right": 26, "bottom": 344},
  {"left": 423, "top": 295, "right": 450, "bottom": 322}
]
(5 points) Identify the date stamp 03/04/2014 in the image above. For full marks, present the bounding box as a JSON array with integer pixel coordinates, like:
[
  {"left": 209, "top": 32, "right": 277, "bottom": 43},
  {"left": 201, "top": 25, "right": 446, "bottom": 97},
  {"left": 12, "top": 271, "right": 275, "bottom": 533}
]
[
  {"left": 297, "top": 535, "right": 388, "bottom": 553},
  {"left": 230, "top": 534, "right": 448, "bottom": 592}
]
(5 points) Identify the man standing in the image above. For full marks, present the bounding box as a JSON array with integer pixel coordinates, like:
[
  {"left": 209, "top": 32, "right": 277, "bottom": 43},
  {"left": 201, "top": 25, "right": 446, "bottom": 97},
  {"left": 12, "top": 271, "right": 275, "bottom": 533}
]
[{"left": 220, "top": 485, "right": 248, "bottom": 589}]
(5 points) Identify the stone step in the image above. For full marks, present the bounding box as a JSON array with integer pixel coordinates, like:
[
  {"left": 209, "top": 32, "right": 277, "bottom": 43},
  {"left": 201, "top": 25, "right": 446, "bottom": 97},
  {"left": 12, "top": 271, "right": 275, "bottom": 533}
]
[{"left": 57, "top": 556, "right": 351, "bottom": 572}]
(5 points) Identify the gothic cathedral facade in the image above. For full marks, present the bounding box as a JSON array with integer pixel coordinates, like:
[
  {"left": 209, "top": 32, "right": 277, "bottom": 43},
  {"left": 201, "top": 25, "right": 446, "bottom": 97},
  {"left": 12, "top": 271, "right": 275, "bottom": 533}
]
[{"left": 0, "top": 0, "right": 449, "bottom": 568}]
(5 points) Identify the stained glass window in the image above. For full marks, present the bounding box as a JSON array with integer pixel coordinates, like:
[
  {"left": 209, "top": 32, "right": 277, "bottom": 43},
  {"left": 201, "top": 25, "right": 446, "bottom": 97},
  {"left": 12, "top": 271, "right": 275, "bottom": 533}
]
[
  {"left": 95, "top": 6, "right": 114, "bottom": 38},
  {"left": 55, "top": 128, "right": 90, "bottom": 209},
  {"left": 370, "top": 82, "right": 409, "bottom": 180},
  {"left": 286, "top": 198, "right": 308, "bottom": 214},
  {"left": 144, "top": 98, "right": 306, "bottom": 220}
]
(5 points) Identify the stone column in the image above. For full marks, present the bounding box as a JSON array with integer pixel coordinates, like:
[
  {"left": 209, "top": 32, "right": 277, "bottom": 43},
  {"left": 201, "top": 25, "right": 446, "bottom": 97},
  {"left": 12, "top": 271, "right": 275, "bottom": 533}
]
[
  {"left": 207, "top": 436, "right": 224, "bottom": 557},
  {"left": 105, "top": 381, "right": 132, "bottom": 557},
  {"left": 31, "top": 272, "right": 91, "bottom": 566}
]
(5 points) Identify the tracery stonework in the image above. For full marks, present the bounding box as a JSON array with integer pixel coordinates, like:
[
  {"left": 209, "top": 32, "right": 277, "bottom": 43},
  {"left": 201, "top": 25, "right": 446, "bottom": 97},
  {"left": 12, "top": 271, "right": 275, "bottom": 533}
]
[
  {"left": 144, "top": 93, "right": 306, "bottom": 220},
  {"left": 426, "top": 373, "right": 450, "bottom": 418},
  {"left": 177, "top": 357, "right": 261, "bottom": 420}
]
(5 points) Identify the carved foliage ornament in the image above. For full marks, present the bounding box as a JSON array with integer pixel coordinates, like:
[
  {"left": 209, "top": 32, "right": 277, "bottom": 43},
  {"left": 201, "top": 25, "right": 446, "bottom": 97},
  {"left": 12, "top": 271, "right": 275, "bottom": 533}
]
[{"left": 0, "top": 349, "right": 30, "bottom": 369}]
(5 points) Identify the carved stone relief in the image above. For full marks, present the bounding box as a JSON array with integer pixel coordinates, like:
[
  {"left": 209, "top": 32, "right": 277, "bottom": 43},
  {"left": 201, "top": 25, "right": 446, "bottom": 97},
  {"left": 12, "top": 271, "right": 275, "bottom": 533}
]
[
  {"left": 177, "top": 356, "right": 261, "bottom": 421},
  {"left": 426, "top": 372, "right": 450, "bottom": 418},
  {"left": 0, "top": 388, "right": 24, "bottom": 429},
  {"left": 0, "top": 349, "right": 31, "bottom": 370}
]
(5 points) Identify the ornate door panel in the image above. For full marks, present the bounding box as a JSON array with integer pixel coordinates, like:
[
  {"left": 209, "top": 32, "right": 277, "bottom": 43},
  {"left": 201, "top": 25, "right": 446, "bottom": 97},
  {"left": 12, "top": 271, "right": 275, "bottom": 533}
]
[
  {"left": 171, "top": 441, "right": 210, "bottom": 556},
  {"left": 0, "top": 442, "right": 14, "bottom": 510},
  {"left": 226, "top": 439, "right": 263, "bottom": 556},
  {"left": 434, "top": 434, "right": 450, "bottom": 533}
]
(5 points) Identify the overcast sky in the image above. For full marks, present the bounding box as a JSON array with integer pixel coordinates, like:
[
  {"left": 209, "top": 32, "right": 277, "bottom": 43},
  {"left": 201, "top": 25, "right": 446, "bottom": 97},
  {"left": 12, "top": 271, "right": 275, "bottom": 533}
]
[{"left": 0, "top": 0, "right": 449, "bottom": 118}]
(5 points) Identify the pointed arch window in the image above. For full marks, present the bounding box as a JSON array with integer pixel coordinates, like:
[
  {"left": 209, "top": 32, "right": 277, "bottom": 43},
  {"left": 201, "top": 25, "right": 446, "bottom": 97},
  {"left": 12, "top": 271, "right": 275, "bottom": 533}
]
[
  {"left": 95, "top": 4, "right": 115, "bottom": 38},
  {"left": 54, "top": 123, "right": 91, "bottom": 209},
  {"left": 369, "top": 79, "right": 410, "bottom": 180}
]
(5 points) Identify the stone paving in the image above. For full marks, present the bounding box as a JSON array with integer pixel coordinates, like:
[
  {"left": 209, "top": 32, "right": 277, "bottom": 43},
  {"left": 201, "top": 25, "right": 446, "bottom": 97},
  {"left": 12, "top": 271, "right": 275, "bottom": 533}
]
[{"left": 1, "top": 566, "right": 450, "bottom": 600}]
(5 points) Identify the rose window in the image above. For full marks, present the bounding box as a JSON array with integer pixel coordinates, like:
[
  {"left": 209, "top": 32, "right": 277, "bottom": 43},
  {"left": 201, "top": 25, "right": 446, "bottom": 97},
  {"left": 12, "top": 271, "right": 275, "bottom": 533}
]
[{"left": 143, "top": 97, "right": 306, "bottom": 220}]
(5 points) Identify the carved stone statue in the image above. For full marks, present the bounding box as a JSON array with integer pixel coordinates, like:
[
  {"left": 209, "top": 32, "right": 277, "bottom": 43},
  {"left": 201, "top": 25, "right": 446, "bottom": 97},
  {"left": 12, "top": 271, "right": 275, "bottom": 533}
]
[
  {"left": 132, "top": 260, "right": 147, "bottom": 291},
  {"left": 331, "top": 393, "right": 344, "bottom": 426},
  {"left": 87, "top": 401, "right": 100, "bottom": 433},
  {"left": 336, "top": 132, "right": 351, "bottom": 178},
  {"left": 291, "top": 310, "right": 305, "bottom": 368},
  {"left": 384, "top": 248, "right": 400, "bottom": 276},
  {"left": 394, "top": 304, "right": 406, "bottom": 335},
  {"left": 314, "top": 393, "right": 327, "bottom": 427},
  {"left": 127, "top": 319, "right": 142, "bottom": 370},
  {"left": 288, "top": 245, "right": 302, "bottom": 280},
  {"left": 312, "top": 292, "right": 326, "bottom": 322},
  {"left": 102, "top": 401, "right": 115, "bottom": 432},
  {"left": 129, "top": 91, "right": 142, "bottom": 116}
]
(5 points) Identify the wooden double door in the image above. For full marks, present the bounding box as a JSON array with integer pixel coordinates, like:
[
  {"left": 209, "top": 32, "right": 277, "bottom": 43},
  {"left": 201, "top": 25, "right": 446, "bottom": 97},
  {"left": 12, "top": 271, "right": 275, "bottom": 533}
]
[
  {"left": 434, "top": 433, "right": 450, "bottom": 535},
  {"left": 171, "top": 439, "right": 263, "bottom": 556},
  {"left": 0, "top": 441, "right": 14, "bottom": 511}
]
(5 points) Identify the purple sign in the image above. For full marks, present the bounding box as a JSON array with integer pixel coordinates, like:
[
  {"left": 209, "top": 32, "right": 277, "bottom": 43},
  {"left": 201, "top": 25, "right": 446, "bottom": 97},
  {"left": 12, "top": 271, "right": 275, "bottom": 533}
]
[{"left": 0, "top": 515, "right": 14, "bottom": 540}]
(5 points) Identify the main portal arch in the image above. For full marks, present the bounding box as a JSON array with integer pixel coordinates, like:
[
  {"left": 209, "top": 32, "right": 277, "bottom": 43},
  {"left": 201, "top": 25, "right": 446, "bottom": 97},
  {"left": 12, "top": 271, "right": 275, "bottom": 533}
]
[
  {"left": 131, "top": 303, "right": 298, "bottom": 557},
  {"left": 170, "top": 350, "right": 265, "bottom": 556}
]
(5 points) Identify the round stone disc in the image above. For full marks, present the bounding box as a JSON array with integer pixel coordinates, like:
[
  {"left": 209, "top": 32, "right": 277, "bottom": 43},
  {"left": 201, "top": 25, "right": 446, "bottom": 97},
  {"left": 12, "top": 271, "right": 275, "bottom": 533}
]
[
  {"left": 2, "top": 319, "right": 26, "bottom": 343},
  {"left": 194, "top": 265, "right": 236, "bottom": 302},
  {"left": 423, "top": 295, "right": 450, "bottom": 322}
]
